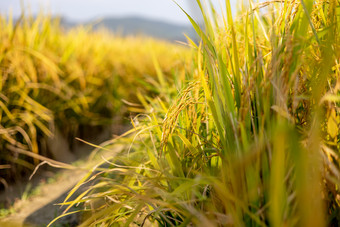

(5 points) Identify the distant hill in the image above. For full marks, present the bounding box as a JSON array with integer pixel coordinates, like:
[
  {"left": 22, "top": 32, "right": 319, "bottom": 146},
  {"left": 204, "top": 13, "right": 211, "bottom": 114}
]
[{"left": 62, "top": 16, "right": 197, "bottom": 42}]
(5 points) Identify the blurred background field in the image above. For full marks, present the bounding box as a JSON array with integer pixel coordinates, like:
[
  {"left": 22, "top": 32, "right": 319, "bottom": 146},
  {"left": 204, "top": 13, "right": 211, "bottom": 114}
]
[
  {"left": 0, "top": 13, "right": 192, "bottom": 181},
  {"left": 1, "top": 0, "right": 340, "bottom": 226}
]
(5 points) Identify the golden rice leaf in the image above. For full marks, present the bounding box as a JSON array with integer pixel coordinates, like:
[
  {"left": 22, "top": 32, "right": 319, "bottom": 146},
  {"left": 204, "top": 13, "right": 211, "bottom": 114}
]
[{"left": 327, "top": 109, "right": 338, "bottom": 138}]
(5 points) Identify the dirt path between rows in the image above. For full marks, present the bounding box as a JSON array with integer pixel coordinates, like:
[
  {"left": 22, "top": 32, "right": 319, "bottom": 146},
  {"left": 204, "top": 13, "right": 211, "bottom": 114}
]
[
  {"left": 0, "top": 146, "right": 125, "bottom": 227},
  {"left": 0, "top": 125, "right": 129, "bottom": 227},
  {"left": 0, "top": 168, "right": 86, "bottom": 227}
]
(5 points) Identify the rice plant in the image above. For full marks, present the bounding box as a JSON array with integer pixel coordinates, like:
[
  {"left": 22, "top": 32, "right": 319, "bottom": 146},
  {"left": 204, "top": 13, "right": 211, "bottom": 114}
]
[{"left": 50, "top": 0, "right": 340, "bottom": 226}]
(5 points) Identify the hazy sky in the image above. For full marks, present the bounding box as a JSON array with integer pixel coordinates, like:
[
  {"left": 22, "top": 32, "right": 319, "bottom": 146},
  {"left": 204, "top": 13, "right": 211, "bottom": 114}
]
[{"left": 0, "top": 0, "right": 237, "bottom": 25}]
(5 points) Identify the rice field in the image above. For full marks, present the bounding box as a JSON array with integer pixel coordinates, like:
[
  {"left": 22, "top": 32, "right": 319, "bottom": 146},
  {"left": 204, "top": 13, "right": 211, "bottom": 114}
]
[
  {"left": 0, "top": 13, "right": 190, "bottom": 182},
  {"left": 2, "top": 0, "right": 340, "bottom": 226}
]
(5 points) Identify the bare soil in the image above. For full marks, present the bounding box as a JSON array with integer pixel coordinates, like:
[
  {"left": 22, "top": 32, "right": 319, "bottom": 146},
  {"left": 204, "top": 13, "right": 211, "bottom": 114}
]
[
  {"left": 0, "top": 124, "right": 129, "bottom": 227},
  {"left": 0, "top": 168, "right": 86, "bottom": 227}
]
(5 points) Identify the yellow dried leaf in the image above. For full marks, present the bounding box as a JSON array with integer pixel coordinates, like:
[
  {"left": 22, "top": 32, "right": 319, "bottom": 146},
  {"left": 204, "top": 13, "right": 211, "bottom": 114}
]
[{"left": 327, "top": 109, "right": 338, "bottom": 138}]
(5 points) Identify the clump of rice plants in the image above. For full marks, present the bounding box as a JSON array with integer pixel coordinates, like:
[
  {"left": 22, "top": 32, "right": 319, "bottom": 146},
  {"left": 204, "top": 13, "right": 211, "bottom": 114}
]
[
  {"left": 50, "top": 0, "right": 340, "bottom": 226},
  {"left": 0, "top": 13, "right": 191, "bottom": 182}
]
